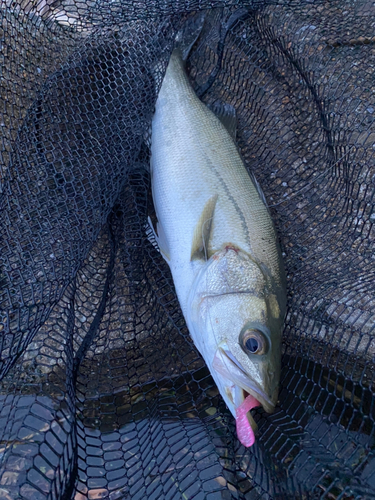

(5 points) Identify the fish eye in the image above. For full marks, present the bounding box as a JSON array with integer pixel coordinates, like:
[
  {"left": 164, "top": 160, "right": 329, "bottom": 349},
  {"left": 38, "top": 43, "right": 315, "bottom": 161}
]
[{"left": 240, "top": 328, "right": 268, "bottom": 355}]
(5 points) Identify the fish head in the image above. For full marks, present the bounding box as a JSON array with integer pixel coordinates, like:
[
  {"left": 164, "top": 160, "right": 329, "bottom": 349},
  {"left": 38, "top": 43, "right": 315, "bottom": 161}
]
[{"left": 188, "top": 246, "right": 285, "bottom": 440}]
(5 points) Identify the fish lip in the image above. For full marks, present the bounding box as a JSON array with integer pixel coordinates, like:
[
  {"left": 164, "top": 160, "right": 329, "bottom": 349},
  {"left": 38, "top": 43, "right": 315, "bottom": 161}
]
[{"left": 213, "top": 346, "right": 276, "bottom": 414}]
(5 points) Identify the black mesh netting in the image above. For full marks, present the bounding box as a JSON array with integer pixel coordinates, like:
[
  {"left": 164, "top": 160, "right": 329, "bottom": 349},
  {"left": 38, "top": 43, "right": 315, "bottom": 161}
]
[{"left": 0, "top": 1, "right": 374, "bottom": 498}]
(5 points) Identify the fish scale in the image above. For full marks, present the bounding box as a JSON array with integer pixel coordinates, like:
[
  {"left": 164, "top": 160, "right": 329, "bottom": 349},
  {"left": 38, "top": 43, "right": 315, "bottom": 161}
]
[{"left": 151, "top": 48, "right": 287, "bottom": 447}]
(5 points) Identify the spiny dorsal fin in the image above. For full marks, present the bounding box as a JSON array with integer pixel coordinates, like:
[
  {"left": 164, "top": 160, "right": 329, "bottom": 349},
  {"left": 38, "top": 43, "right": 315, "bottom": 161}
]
[
  {"left": 208, "top": 101, "right": 237, "bottom": 140},
  {"left": 248, "top": 169, "right": 270, "bottom": 211},
  {"left": 209, "top": 101, "right": 269, "bottom": 210},
  {"left": 191, "top": 194, "right": 218, "bottom": 261}
]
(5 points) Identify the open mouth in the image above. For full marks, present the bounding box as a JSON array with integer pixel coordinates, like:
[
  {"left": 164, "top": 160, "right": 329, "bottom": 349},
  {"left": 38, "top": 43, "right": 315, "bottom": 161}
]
[
  {"left": 224, "top": 382, "right": 261, "bottom": 447},
  {"left": 213, "top": 345, "right": 275, "bottom": 447},
  {"left": 213, "top": 346, "right": 275, "bottom": 412},
  {"left": 235, "top": 386, "right": 259, "bottom": 425}
]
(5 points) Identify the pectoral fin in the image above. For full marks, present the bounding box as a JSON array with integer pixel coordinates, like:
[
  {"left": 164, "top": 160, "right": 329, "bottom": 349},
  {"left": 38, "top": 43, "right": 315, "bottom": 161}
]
[{"left": 191, "top": 195, "right": 218, "bottom": 261}]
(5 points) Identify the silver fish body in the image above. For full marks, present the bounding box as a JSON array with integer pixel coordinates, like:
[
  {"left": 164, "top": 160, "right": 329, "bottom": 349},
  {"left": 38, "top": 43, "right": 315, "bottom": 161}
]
[{"left": 150, "top": 49, "right": 286, "bottom": 441}]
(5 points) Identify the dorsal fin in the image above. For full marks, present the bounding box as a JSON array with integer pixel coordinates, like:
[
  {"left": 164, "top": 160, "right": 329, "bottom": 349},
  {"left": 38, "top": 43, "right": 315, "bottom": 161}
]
[
  {"left": 248, "top": 169, "right": 270, "bottom": 210},
  {"left": 208, "top": 101, "right": 237, "bottom": 140},
  {"left": 191, "top": 194, "right": 218, "bottom": 261},
  {"left": 208, "top": 101, "right": 269, "bottom": 211}
]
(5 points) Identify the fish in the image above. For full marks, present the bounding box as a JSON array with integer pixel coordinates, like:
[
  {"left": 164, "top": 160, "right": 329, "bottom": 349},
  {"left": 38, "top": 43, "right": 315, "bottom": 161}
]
[{"left": 149, "top": 47, "right": 287, "bottom": 447}]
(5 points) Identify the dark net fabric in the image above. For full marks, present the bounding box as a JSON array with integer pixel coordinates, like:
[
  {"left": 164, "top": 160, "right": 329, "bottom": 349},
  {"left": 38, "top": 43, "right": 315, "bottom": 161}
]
[{"left": 0, "top": 1, "right": 374, "bottom": 498}]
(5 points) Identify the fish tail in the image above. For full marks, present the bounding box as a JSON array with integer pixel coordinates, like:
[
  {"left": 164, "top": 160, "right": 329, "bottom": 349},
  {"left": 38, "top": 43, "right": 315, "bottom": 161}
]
[{"left": 175, "top": 11, "right": 206, "bottom": 61}]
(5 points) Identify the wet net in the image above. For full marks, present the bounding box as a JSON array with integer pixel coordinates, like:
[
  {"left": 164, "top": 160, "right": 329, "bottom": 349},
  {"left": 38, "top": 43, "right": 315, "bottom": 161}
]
[{"left": 0, "top": 0, "right": 374, "bottom": 498}]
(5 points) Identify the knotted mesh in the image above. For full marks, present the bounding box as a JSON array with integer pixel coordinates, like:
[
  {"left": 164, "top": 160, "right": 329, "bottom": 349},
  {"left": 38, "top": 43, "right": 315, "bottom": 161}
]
[{"left": 0, "top": 1, "right": 374, "bottom": 498}]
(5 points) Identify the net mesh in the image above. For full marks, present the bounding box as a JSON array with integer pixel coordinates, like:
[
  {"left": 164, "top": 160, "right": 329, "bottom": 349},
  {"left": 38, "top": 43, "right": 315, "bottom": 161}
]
[{"left": 0, "top": 1, "right": 374, "bottom": 499}]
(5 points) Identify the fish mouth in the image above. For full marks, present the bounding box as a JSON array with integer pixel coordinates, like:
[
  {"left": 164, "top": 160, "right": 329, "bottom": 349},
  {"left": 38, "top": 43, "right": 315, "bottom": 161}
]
[
  {"left": 232, "top": 385, "right": 259, "bottom": 434},
  {"left": 212, "top": 345, "right": 276, "bottom": 417}
]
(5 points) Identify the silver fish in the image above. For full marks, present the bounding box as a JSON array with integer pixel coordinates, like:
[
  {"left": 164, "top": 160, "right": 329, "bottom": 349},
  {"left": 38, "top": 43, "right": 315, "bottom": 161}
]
[{"left": 150, "top": 49, "right": 286, "bottom": 446}]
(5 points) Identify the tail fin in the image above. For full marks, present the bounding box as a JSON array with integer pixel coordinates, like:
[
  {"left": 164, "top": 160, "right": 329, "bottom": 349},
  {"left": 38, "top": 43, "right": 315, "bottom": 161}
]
[{"left": 175, "top": 11, "right": 206, "bottom": 61}]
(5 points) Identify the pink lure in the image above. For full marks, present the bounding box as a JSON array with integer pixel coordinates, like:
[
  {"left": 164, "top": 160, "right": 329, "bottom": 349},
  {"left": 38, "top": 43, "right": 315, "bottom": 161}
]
[{"left": 235, "top": 394, "right": 260, "bottom": 447}]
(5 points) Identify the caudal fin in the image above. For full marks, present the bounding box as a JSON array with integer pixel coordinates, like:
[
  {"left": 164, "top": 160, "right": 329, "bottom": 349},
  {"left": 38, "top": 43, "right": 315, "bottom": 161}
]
[{"left": 175, "top": 11, "right": 206, "bottom": 61}]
